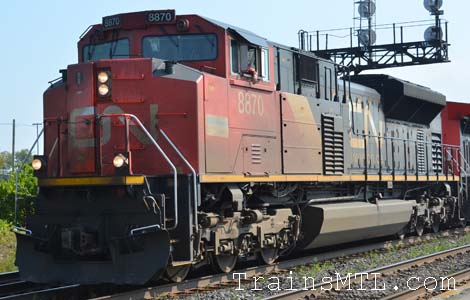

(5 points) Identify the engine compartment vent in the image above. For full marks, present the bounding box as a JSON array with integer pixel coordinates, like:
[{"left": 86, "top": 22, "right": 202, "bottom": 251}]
[
  {"left": 251, "top": 144, "right": 262, "bottom": 165},
  {"left": 322, "top": 115, "right": 344, "bottom": 175},
  {"left": 431, "top": 133, "right": 443, "bottom": 173},
  {"left": 417, "top": 130, "right": 426, "bottom": 174}
]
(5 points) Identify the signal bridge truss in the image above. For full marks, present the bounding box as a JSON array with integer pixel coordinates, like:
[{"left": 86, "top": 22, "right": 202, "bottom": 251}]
[{"left": 299, "top": 19, "right": 450, "bottom": 74}]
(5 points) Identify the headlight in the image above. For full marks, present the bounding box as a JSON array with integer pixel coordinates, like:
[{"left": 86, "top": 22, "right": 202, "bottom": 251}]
[
  {"left": 97, "top": 71, "right": 110, "bottom": 83},
  {"left": 98, "top": 84, "right": 110, "bottom": 96},
  {"left": 32, "top": 159, "right": 42, "bottom": 171},
  {"left": 113, "top": 154, "right": 128, "bottom": 168}
]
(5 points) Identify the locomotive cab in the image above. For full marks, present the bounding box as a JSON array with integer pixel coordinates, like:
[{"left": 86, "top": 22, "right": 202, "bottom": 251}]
[{"left": 17, "top": 11, "right": 232, "bottom": 284}]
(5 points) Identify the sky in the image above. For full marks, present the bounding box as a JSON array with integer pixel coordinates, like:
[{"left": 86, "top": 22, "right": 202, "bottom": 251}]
[{"left": 0, "top": 0, "right": 467, "bottom": 152}]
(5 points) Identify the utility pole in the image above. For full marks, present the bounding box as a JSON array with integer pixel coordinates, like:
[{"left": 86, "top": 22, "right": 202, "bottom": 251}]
[
  {"left": 12, "top": 119, "right": 18, "bottom": 224},
  {"left": 32, "top": 123, "right": 41, "bottom": 155},
  {"left": 11, "top": 119, "right": 15, "bottom": 172}
]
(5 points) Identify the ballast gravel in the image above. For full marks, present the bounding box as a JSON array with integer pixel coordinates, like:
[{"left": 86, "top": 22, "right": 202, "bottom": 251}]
[{"left": 166, "top": 230, "right": 470, "bottom": 300}]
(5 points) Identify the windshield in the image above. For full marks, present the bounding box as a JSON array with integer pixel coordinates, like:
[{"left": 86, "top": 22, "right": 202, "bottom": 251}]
[
  {"left": 83, "top": 39, "right": 130, "bottom": 62},
  {"left": 142, "top": 34, "right": 217, "bottom": 61}
]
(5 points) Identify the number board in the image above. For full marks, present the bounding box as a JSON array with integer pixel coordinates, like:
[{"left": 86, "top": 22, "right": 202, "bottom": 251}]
[
  {"left": 146, "top": 10, "right": 176, "bottom": 24},
  {"left": 102, "top": 15, "right": 121, "bottom": 30}
]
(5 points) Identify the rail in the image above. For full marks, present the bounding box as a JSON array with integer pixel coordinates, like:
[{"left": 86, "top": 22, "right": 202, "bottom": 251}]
[
  {"left": 0, "top": 272, "right": 19, "bottom": 285},
  {"left": 99, "top": 113, "right": 179, "bottom": 230},
  {"left": 89, "top": 227, "right": 470, "bottom": 300},
  {"left": 266, "top": 244, "right": 470, "bottom": 300}
]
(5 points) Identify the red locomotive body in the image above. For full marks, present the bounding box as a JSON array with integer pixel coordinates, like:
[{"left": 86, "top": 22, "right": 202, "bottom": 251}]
[{"left": 15, "top": 10, "right": 469, "bottom": 285}]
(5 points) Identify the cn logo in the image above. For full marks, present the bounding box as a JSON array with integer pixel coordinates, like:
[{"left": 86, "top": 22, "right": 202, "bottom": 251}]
[{"left": 69, "top": 105, "right": 158, "bottom": 148}]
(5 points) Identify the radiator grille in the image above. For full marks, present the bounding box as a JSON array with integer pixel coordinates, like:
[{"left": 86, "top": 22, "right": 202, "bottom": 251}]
[
  {"left": 417, "top": 130, "right": 426, "bottom": 174},
  {"left": 431, "top": 133, "right": 443, "bottom": 173},
  {"left": 322, "top": 115, "right": 344, "bottom": 175}
]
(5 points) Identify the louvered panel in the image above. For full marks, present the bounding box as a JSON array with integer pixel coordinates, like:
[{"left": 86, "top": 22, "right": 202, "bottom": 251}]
[
  {"left": 417, "top": 130, "right": 426, "bottom": 174},
  {"left": 431, "top": 133, "right": 443, "bottom": 173},
  {"left": 251, "top": 144, "right": 262, "bottom": 165},
  {"left": 322, "top": 115, "right": 344, "bottom": 175}
]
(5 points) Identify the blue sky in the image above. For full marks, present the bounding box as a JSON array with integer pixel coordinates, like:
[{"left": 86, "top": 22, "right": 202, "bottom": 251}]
[{"left": 0, "top": 0, "right": 467, "bottom": 152}]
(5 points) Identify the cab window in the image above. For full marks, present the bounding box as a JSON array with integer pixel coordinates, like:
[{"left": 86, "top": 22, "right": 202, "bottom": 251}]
[
  {"left": 260, "top": 48, "right": 270, "bottom": 81},
  {"left": 83, "top": 39, "right": 130, "bottom": 62},
  {"left": 230, "top": 40, "right": 270, "bottom": 81},
  {"left": 230, "top": 40, "right": 240, "bottom": 74},
  {"left": 142, "top": 34, "right": 217, "bottom": 61}
]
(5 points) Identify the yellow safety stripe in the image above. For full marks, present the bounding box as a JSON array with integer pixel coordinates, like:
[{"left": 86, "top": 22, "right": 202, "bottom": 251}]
[
  {"left": 38, "top": 176, "right": 145, "bottom": 187},
  {"left": 38, "top": 174, "right": 459, "bottom": 186},
  {"left": 200, "top": 174, "right": 460, "bottom": 183}
]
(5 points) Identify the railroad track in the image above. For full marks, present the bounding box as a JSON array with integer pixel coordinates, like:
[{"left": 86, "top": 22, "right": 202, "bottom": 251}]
[
  {"left": 0, "top": 271, "right": 80, "bottom": 300},
  {"left": 266, "top": 244, "right": 470, "bottom": 300},
  {"left": 1, "top": 227, "right": 467, "bottom": 300},
  {"left": 381, "top": 268, "right": 470, "bottom": 300},
  {"left": 89, "top": 227, "right": 470, "bottom": 300},
  {"left": 0, "top": 272, "right": 19, "bottom": 285},
  {"left": 0, "top": 284, "right": 81, "bottom": 300}
]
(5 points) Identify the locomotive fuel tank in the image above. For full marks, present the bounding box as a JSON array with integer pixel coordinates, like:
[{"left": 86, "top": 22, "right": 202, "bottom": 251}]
[{"left": 298, "top": 200, "right": 414, "bottom": 249}]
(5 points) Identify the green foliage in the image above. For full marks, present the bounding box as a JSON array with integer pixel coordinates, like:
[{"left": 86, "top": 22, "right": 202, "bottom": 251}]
[
  {"left": 0, "top": 165, "right": 38, "bottom": 224},
  {"left": 0, "top": 152, "right": 8, "bottom": 170},
  {"left": 0, "top": 220, "right": 16, "bottom": 272},
  {"left": 0, "top": 149, "right": 33, "bottom": 171}
]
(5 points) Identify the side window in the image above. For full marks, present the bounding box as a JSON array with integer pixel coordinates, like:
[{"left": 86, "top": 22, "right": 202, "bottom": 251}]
[
  {"left": 324, "top": 67, "right": 330, "bottom": 100},
  {"left": 232, "top": 40, "right": 268, "bottom": 81},
  {"left": 324, "top": 67, "right": 333, "bottom": 100},
  {"left": 260, "top": 48, "right": 270, "bottom": 81},
  {"left": 230, "top": 40, "right": 240, "bottom": 74}
]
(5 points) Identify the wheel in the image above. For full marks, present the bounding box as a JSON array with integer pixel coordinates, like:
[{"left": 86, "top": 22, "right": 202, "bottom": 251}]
[
  {"left": 431, "top": 214, "right": 440, "bottom": 233},
  {"left": 396, "top": 227, "right": 407, "bottom": 240},
  {"left": 165, "top": 264, "right": 191, "bottom": 283},
  {"left": 460, "top": 219, "right": 467, "bottom": 228},
  {"left": 258, "top": 247, "right": 279, "bottom": 265},
  {"left": 415, "top": 217, "right": 425, "bottom": 237},
  {"left": 209, "top": 253, "right": 238, "bottom": 273}
]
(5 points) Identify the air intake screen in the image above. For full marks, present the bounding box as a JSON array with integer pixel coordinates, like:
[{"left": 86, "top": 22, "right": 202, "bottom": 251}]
[{"left": 322, "top": 115, "right": 344, "bottom": 175}]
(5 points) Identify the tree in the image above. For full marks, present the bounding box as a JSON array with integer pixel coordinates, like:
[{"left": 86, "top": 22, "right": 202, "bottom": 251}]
[
  {"left": 0, "top": 151, "right": 11, "bottom": 170},
  {"left": 15, "top": 149, "right": 33, "bottom": 166},
  {"left": 0, "top": 165, "right": 37, "bottom": 223},
  {"left": 0, "top": 150, "right": 33, "bottom": 171}
]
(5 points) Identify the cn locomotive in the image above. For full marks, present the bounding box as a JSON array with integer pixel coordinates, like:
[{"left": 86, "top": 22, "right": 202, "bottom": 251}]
[{"left": 13, "top": 10, "right": 470, "bottom": 284}]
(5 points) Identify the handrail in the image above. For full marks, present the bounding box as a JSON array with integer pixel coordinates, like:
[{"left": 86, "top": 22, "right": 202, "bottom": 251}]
[
  {"left": 447, "top": 149, "right": 468, "bottom": 222},
  {"left": 21, "top": 128, "right": 45, "bottom": 166},
  {"left": 130, "top": 224, "right": 161, "bottom": 236},
  {"left": 446, "top": 148, "right": 466, "bottom": 176},
  {"left": 11, "top": 226, "right": 32, "bottom": 236},
  {"left": 99, "top": 113, "right": 179, "bottom": 230},
  {"left": 459, "top": 151, "right": 470, "bottom": 173},
  {"left": 159, "top": 130, "right": 199, "bottom": 233}
]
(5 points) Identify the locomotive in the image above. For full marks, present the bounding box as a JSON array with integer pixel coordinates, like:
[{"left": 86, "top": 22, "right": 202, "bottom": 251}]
[{"left": 14, "top": 10, "right": 470, "bottom": 284}]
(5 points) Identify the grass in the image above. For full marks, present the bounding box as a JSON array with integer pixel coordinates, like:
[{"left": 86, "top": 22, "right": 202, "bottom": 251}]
[{"left": 0, "top": 220, "right": 17, "bottom": 272}]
